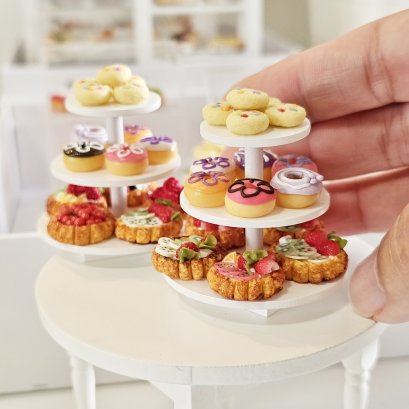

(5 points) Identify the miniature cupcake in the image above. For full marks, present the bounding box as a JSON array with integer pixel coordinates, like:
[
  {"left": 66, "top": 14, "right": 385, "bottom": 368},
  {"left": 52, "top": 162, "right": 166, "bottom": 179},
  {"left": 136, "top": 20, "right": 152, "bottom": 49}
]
[
  {"left": 124, "top": 124, "right": 152, "bottom": 144},
  {"left": 105, "top": 144, "right": 148, "bottom": 176},
  {"left": 138, "top": 135, "right": 177, "bottom": 165},
  {"left": 190, "top": 156, "right": 237, "bottom": 181},
  {"left": 234, "top": 148, "right": 276, "bottom": 181},
  {"left": 63, "top": 141, "right": 105, "bottom": 172}
]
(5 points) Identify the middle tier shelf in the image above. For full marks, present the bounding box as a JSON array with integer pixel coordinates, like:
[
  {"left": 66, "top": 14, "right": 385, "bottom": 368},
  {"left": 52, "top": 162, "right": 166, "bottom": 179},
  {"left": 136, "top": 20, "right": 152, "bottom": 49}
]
[
  {"left": 180, "top": 189, "right": 330, "bottom": 228},
  {"left": 50, "top": 154, "right": 181, "bottom": 187}
]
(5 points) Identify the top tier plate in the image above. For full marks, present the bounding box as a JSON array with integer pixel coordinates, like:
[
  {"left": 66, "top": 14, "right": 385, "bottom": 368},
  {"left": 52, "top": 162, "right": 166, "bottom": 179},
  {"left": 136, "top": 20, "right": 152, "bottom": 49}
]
[
  {"left": 65, "top": 91, "right": 162, "bottom": 118},
  {"left": 200, "top": 119, "right": 311, "bottom": 148}
]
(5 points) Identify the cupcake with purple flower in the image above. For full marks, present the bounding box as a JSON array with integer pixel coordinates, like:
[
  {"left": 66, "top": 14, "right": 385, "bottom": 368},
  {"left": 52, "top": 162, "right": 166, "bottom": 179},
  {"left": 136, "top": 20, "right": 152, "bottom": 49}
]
[{"left": 138, "top": 135, "right": 177, "bottom": 165}]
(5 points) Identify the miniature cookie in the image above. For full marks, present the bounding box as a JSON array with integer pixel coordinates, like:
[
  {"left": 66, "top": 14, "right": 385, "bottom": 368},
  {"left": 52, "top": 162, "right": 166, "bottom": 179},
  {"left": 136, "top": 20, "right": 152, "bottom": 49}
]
[
  {"left": 74, "top": 80, "right": 112, "bottom": 106},
  {"left": 202, "top": 102, "right": 233, "bottom": 126},
  {"left": 129, "top": 74, "right": 147, "bottom": 87},
  {"left": 226, "top": 110, "right": 269, "bottom": 135},
  {"left": 113, "top": 82, "right": 149, "bottom": 105},
  {"left": 266, "top": 96, "right": 282, "bottom": 108},
  {"left": 96, "top": 64, "right": 132, "bottom": 88},
  {"left": 226, "top": 88, "right": 269, "bottom": 110},
  {"left": 265, "top": 103, "right": 306, "bottom": 127}
]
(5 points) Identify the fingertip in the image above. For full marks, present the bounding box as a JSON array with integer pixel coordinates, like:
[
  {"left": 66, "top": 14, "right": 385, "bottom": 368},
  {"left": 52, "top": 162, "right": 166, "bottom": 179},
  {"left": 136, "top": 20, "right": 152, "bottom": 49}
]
[{"left": 349, "top": 248, "right": 386, "bottom": 320}]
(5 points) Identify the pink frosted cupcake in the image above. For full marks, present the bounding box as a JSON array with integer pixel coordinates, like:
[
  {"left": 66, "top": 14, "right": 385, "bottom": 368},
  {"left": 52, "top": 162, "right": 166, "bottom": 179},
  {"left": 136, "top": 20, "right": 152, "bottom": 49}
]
[
  {"left": 271, "top": 154, "right": 318, "bottom": 177},
  {"left": 105, "top": 144, "right": 148, "bottom": 176}
]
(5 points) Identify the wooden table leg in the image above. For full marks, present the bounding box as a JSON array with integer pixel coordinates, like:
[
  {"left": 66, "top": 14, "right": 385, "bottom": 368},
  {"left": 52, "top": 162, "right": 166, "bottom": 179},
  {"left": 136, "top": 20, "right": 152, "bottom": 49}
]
[
  {"left": 342, "top": 340, "right": 379, "bottom": 409},
  {"left": 69, "top": 355, "right": 96, "bottom": 409}
]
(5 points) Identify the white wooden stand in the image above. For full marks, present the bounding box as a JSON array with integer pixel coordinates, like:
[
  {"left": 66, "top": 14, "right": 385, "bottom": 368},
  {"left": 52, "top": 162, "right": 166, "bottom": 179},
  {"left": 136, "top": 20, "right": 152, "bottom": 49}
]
[{"left": 70, "top": 355, "right": 96, "bottom": 409}]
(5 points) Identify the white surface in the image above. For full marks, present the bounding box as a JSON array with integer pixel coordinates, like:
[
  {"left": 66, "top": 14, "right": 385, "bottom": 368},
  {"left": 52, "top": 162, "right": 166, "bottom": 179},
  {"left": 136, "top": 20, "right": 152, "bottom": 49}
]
[
  {"left": 162, "top": 236, "right": 367, "bottom": 312},
  {"left": 200, "top": 119, "right": 311, "bottom": 148},
  {"left": 50, "top": 154, "right": 181, "bottom": 188},
  {"left": 180, "top": 189, "right": 330, "bottom": 228},
  {"left": 37, "top": 213, "right": 155, "bottom": 257},
  {"left": 65, "top": 92, "right": 162, "bottom": 118},
  {"left": 35, "top": 250, "right": 385, "bottom": 386}
]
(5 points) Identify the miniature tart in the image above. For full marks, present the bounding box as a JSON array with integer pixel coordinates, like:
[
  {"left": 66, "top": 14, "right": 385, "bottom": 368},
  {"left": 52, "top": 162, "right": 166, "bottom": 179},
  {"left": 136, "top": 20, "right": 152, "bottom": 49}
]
[
  {"left": 47, "top": 203, "right": 115, "bottom": 246},
  {"left": 105, "top": 143, "right": 148, "bottom": 176},
  {"left": 207, "top": 250, "right": 285, "bottom": 301},
  {"left": 47, "top": 185, "right": 107, "bottom": 216},
  {"left": 225, "top": 178, "right": 276, "bottom": 218},
  {"left": 127, "top": 185, "right": 151, "bottom": 208},
  {"left": 271, "top": 154, "right": 318, "bottom": 177},
  {"left": 234, "top": 148, "right": 276, "bottom": 181},
  {"left": 271, "top": 168, "right": 324, "bottom": 209},
  {"left": 190, "top": 156, "right": 237, "bottom": 181},
  {"left": 184, "top": 171, "right": 231, "bottom": 208},
  {"left": 152, "top": 235, "right": 227, "bottom": 280},
  {"left": 185, "top": 216, "right": 245, "bottom": 250},
  {"left": 138, "top": 135, "right": 177, "bottom": 165},
  {"left": 63, "top": 141, "right": 105, "bottom": 172},
  {"left": 149, "top": 177, "right": 183, "bottom": 211},
  {"left": 72, "top": 124, "right": 108, "bottom": 145},
  {"left": 115, "top": 207, "right": 182, "bottom": 244},
  {"left": 275, "top": 236, "right": 348, "bottom": 283},
  {"left": 124, "top": 124, "right": 152, "bottom": 144}
]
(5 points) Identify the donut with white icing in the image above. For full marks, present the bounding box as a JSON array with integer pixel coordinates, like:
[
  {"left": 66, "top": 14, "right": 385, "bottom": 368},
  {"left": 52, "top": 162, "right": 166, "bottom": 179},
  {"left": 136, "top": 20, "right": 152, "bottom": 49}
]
[
  {"left": 71, "top": 124, "right": 108, "bottom": 145},
  {"left": 270, "top": 167, "right": 324, "bottom": 209},
  {"left": 271, "top": 154, "right": 318, "bottom": 177},
  {"left": 105, "top": 144, "right": 148, "bottom": 176},
  {"left": 138, "top": 135, "right": 177, "bottom": 165},
  {"left": 234, "top": 148, "right": 276, "bottom": 181},
  {"left": 124, "top": 124, "right": 152, "bottom": 144},
  {"left": 190, "top": 156, "right": 236, "bottom": 181},
  {"left": 63, "top": 141, "right": 105, "bottom": 172}
]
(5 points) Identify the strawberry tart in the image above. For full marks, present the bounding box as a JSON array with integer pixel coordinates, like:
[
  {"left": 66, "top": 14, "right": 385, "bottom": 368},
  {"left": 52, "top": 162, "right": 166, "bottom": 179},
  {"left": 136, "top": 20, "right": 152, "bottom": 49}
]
[
  {"left": 152, "top": 234, "right": 227, "bottom": 280},
  {"left": 207, "top": 250, "right": 285, "bottom": 301}
]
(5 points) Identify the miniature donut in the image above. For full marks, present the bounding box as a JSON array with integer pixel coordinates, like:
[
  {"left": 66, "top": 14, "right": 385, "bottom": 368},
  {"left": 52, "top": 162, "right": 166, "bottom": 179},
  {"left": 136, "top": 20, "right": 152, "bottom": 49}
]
[
  {"left": 138, "top": 135, "right": 177, "bottom": 165},
  {"left": 96, "top": 64, "right": 132, "bottom": 88},
  {"left": 202, "top": 102, "right": 233, "bottom": 126},
  {"left": 270, "top": 167, "right": 324, "bottom": 209},
  {"left": 184, "top": 171, "right": 231, "bottom": 208},
  {"left": 72, "top": 124, "right": 108, "bottom": 145},
  {"left": 63, "top": 141, "right": 105, "bottom": 172},
  {"left": 113, "top": 82, "right": 149, "bottom": 105},
  {"left": 226, "top": 88, "right": 269, "bottom": 110},
  {"left": 265, "top": 103, "right": 306, "bottom": 127},
  {"left": 225, "top": 178, "right": 276, "bottom": 218},
  {"left": 124, "top": 124, "right": 152, "bottom": 144},
  {"left": 226, "top": 110, "right": 269, "bottom": 135},
  {"left": 74, "top": 80, "right": 112, "bottom": 106},
  {"left": 105, "top": 144, "right": 148, "bottom": 176},
  {"left": 190, "top": 157, "right": 237, "bottom": 181},
  {"left": 271, "top": 154, "right": 318, "bottom": 177},
  {"left": 234, "top": 148, "right": 276, "bottom": 181}
]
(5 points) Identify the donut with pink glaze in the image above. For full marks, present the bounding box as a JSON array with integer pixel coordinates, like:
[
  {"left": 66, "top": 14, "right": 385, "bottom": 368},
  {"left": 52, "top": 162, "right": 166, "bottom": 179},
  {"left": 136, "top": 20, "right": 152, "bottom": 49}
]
[
  {"left": 225, "top": 178, "right": 276, "bottom": 217},
  {"left": 271, "top": 154, "right": 318, "bottom": 177},
  {"left": 105, "top": 143, "right": 148, "bottom": 176}
]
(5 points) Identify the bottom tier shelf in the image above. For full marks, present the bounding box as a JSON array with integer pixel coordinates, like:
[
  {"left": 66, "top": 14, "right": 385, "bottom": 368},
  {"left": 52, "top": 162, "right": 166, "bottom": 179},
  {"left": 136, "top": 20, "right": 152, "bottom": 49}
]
[
  {"left": 37, "top": 213, "right": 155, "bottom": 256},
  {"left": 161, "top": 236, "right": 372, "bottom": 315}
]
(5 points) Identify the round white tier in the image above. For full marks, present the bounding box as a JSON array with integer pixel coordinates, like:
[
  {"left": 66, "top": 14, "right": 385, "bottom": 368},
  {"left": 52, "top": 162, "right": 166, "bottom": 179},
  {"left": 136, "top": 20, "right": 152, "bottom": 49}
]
[
  {"left": 65, "top": 91, "right": 162, "bottom": 117},
  {"left": 180, "top": 189, "right": 330, "bottom": 228},
  {"left": 200, "top": 119, "right": 311, "bottom": 148},
  {"left": 51, "top": 154, "right": 181, "bottom": 187},
  {"left": 161, "top": 236, "right": 367, "bottom": 312},
  {"left": 38, "top": 213, "right": 155, "bottom": 256}
]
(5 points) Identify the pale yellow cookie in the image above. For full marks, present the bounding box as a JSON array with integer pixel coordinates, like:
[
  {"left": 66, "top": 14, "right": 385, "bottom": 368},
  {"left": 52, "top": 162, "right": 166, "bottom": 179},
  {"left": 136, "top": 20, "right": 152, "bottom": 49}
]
[
  {"left": 266, "top": 96, "right": 282, "bottom": 108},
  {"left": 226, "top": 88, "right": 269, "bottom": 110},
  {"left": 74, "top": 80, "right": 112, "bottom": 106},
  {"left": 96, "top": 64, "right": 132, "bottom": 88},
  {"left": 265, "top": 103, "right": 306, "bottom": 127},
  {"left": 226, "top": 110, "right": 269, "bottom": 135},
  {"left": 113, "top": 83, "right": 149, "bottom": 105},
  {"left": 202, "top": 102, "right": 233, "bottom": 126},
  {"left": 128, "top": 75, "right": 147, "bottom": 87}
]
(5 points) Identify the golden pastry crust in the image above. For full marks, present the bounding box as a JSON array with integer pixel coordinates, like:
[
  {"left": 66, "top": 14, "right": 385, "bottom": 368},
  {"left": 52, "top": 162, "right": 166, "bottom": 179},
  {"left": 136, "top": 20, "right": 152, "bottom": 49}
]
[
  {"left": 127, "top": 189, "right": 150, "bottom": 208},
  {"left": 151, "top": 248, "right": 227, "bottom": 280},
  {"left": 115, "top": 218, "right": 182, "bottom": 244},
  {"left": 276, "top": 249, "right": 348, "bottom": 284},
  {"left": 207, "top": 266, "right": 285, "bottom": 301},
  {"left": 47, "top": 216, "right": 115, "bottom": 246},
  {"left": 46, "top": 195, "right": 107, "bottom": 216}
]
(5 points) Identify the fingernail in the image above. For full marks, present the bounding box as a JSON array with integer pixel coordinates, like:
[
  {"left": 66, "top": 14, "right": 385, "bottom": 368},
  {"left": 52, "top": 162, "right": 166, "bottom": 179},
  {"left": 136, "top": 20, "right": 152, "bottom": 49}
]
[{"left": 349, "top": 248, "right": 386, "bottom": 319}]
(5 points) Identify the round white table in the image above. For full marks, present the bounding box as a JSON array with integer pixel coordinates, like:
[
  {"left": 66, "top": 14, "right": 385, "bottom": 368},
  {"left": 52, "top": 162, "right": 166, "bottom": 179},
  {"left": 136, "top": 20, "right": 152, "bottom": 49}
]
[{"left": 35, "top": 242, "right": 386, "bottom": 409}]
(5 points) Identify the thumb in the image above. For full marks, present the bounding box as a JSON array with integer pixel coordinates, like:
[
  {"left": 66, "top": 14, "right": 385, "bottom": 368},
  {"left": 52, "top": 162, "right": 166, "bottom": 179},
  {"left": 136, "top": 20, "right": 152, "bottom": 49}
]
[{"left": 349, "top": 202, "right": 409, "bottom": 323}]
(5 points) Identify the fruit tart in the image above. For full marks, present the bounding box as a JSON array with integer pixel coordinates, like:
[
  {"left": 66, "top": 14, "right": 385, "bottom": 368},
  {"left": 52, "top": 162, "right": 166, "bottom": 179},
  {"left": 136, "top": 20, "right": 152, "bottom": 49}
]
[
  {"left": 115, "top": 200, "right": 182, "bottom": 244},
  {"left": 147, "top": 177, "right": 184, "bottom": 214},
  {"left": 207, "top": 250, "right": 285, "bottom": 301},
  {"left": 263, "top": 218, "right": 325, "bottom": 246},
  {"left": 152, "top": 234, "right": 227, "bottom": 280},
  {"left": 47, "top": 203, "right": 115, "bottom": 246},
  {"left": 127, "top": 183, "right": 156, "bottom": 207},
  {"left": 47, "top": 184, "right": 107, "bottom": 216},
  {"left": 273, "top": 231, "right": 348, "bottom": 283},
  {"left": 185, "top": 216, "right": 245, "bottom": 250}
]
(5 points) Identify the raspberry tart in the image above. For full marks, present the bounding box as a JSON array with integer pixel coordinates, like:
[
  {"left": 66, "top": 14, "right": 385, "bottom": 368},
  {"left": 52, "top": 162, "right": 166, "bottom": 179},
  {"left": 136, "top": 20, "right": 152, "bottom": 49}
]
[
  {"left": 46, "top": 184, "right": 107, "bottom": 216},
  {"left": 115, "top": 200, "right": 182, "bottom": 244},
  {"left": 152, "top": 234, "right": 227, "bottom": 280},
  {"left": 273, "top": 231, "right": 348, "bottom": 283},
  {"left": 47, "top": 203, "right": 115, "bottom": 246},
  {"left": 207, "top": 250, "right": 285, "bottom": 301}
]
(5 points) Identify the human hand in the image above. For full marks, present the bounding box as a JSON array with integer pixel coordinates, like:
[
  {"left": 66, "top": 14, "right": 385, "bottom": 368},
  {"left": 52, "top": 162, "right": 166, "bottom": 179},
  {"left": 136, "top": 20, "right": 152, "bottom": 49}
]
[{"left": 232, "top": 11, "right": 409, "bottom": 322}]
